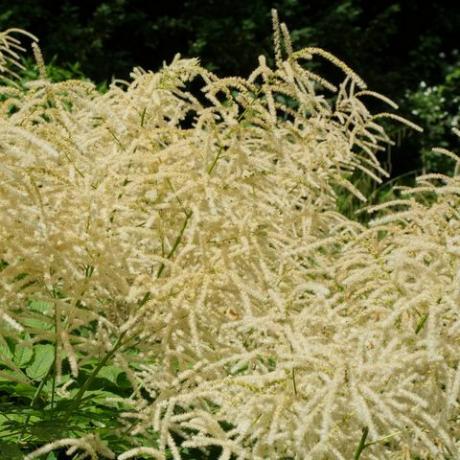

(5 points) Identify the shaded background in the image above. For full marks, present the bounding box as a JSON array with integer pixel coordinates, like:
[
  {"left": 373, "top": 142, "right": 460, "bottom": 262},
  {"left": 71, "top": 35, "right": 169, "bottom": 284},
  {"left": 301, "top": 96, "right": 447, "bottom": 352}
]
[{"left": 1, "top": 0, "right": 459, "bottom": 179}]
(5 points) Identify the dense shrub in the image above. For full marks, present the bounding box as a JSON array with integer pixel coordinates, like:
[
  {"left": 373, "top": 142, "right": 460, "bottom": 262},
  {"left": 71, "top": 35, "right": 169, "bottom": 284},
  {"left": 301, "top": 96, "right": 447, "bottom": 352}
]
[
  {"left": 0, "top": 15, "right": 459, "bottom": 459},
  {"left": 404, "top": 54, "right": 460, "bottom": 175}
]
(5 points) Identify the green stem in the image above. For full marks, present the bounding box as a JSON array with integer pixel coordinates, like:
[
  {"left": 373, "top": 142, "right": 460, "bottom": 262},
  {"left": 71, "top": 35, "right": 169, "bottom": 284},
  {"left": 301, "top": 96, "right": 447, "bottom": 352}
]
[
  {"left": 208, "top": 145, "right": 224, "bottom": 175},
  {"left": 69, "top": 330, "right": 127, "bottom": 412},
  {"left": 415, "top": 313, "right": 429, "bottom": 334},
  {"left": 292, "top": 368, "right": 297, "bottom": 396},
  {"left": 354, "top": 426, "right": 369, "bottom": 460},
  {"left": 140, "top": 107, "right": 147, "bottom": 127},
  {"left": 18, "top": 356, "right": 55, "bottom": 443},
  {"left": 156, "top": 210, "right": 192, "bottom": 278},
  {"left": 51, "top": 304, "right": 59, "bottom": 411}
]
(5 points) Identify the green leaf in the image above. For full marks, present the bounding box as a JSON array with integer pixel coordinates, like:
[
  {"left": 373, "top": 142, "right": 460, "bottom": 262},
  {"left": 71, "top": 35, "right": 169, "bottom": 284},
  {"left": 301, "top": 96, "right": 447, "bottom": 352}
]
[
  {"left": 29, "top": 419, "right": 63, "bottom": 441},
  {"left": 13, "top": 383, "right": 37, "bottom": 400},
  {"left": 81, "top": 389, "right": 120, "bottom": 405},
  {"left": 26, "top": 344, "right": 54, "bottom": 381},
  {"left": 0, "top": 369, "right": 28, "bottom": 384},
  {"left": 0, "top": 341, "right": 13, "bottom": 361},
  {"left": 22, "top": 317, "right": 54, "bottom": 331},
  {"left": 14, "top": 343, "right": 33, "bottom": 367},
  {"left": 98, "top": 365, "right": 125, "bottom": 385},
  {"left": 0, "top": 441, "right": 23, "bottom": 460},
  {"left": 28, "top": 300, "right": 52, "bottom": 314}
]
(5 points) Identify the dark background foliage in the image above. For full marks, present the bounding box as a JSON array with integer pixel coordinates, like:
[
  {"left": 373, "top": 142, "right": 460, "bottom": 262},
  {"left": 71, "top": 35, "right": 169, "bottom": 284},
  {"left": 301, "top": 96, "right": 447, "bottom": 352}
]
[{"left": 1, "top": 0, "right": 459, "bottom": 178}]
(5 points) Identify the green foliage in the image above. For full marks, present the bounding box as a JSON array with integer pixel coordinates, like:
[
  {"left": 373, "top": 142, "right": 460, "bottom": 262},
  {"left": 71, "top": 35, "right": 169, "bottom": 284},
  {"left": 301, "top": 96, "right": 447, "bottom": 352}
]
[
  {"left": 25, "top": 344, "right": 54, "bottom": 381},
  {"left": 19, "top": 57, "right": 85, "bottom": 83},
  {"left": 17, "top": 57, "right": 108, "bottom": 92},
  {"left": 0, "top": 302, "right": 133, "bottom": 457},
  {"left": 0, "top": 1, "right": 458, "bottom": 89},
  {"left": 405, "top": 53, "right": 460, "bottom": 174}
]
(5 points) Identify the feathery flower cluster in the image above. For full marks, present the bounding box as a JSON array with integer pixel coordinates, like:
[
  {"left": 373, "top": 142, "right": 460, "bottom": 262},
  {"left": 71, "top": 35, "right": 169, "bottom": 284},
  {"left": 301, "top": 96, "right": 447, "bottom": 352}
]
[{"left": 0, "top": 17, "right": 459, "bottom": 459}]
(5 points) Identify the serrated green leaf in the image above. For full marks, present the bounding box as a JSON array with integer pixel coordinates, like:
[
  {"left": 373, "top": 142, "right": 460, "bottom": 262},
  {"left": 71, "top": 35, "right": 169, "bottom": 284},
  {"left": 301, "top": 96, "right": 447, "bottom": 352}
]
[
  {"left": 22, "top": 317, "right": 54, "bottom": 331},
  {"left": 14, "top": 343, "right": 33, "bottom": 367},
  {"left": 26, "top": 344, "right": 54, "bottom": 381},
  {"left": 28, "top": 300, "right": 52, "bottom": 314},
  {"left": 0, "top": 341, "right": 13, "bottom": 361}
]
